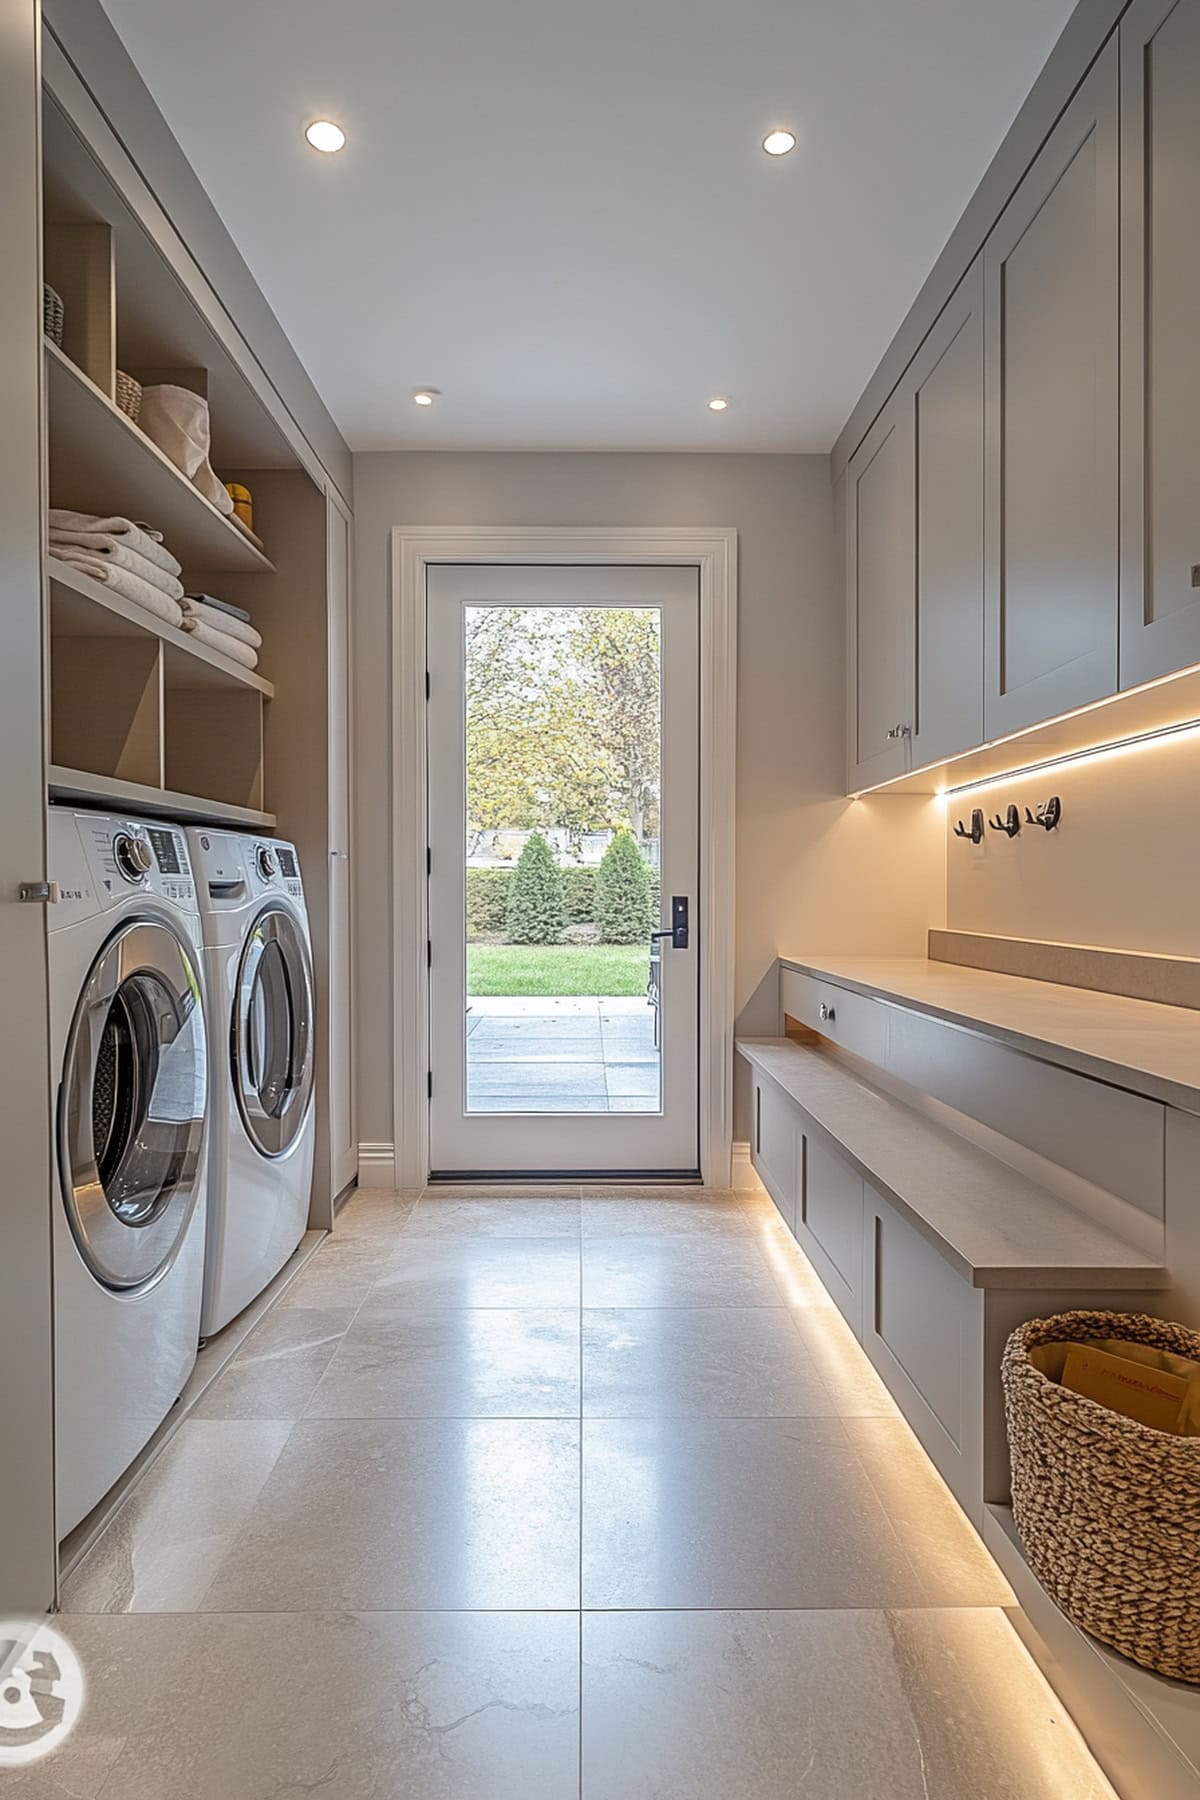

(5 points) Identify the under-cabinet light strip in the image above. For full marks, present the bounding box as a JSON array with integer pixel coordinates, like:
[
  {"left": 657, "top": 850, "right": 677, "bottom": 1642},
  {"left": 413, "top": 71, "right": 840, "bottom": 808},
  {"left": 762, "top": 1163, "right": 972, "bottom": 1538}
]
[{"left": 944, "top": 715, "right": 1200, "bottom": 797}]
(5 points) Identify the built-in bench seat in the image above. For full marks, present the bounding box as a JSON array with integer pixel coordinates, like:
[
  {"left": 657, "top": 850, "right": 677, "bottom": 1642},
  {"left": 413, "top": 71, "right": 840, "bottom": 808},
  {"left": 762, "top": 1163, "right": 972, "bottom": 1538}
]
[{"left": 736, "top": 1035, "right": 1166, "bottom": 1523}]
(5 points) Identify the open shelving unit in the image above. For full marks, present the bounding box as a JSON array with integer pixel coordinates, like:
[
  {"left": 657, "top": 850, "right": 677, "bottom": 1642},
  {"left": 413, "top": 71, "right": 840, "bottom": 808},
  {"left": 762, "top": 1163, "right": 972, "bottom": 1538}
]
[{"left": 45, "top": 340, "right": 274, "bottom": 574}]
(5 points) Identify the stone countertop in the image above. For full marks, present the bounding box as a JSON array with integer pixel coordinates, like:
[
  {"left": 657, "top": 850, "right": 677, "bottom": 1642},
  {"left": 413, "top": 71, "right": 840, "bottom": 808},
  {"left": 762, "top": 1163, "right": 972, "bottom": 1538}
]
[
  {"left": 780, "top": 954, "right": 1200, "bottom": 1115},
  {"left": 737, "top": 1039, "right": 1164, "bottom": 1290}
]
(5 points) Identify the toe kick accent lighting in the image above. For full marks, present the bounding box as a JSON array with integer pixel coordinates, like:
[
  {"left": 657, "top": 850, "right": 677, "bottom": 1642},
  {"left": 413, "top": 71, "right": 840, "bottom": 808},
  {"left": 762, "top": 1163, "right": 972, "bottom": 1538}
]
[{"left": 305, "top": 120, "right": 346, "bottom": 153}]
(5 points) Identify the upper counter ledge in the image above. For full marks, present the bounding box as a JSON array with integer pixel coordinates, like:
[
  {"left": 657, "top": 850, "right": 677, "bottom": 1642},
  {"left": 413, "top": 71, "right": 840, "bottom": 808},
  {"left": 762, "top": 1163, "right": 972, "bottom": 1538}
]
[{"left": 780, "top": 954, "right": 1200, "bottom": 1116}]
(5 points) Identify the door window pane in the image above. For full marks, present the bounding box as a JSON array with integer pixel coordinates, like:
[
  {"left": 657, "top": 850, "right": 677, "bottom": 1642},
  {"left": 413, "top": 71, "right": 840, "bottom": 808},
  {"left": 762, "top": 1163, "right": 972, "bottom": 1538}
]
[{"left": 463, "top": 604, "right": 663, "bottom": 1115}]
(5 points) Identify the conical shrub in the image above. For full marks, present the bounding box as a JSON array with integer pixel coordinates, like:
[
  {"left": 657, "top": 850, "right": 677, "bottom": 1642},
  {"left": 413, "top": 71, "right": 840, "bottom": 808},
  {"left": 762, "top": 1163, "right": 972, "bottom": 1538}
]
[
  {"left": 597, "top": 828, "right": 653, "bottom": 944},
  {"left": 505, "top": 831, "right": 564, "bottom": 944}
]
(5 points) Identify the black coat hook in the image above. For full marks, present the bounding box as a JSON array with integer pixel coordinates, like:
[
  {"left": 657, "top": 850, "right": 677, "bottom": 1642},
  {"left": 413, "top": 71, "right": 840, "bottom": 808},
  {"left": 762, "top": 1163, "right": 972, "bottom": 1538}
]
[
  {"left": 1024, "top": 796, "right": 1062, "bottom": 831},
  {"left": 953, "top": 807, "right": 985, "bottom": 845},
  {"left": 988, "top": 804, "right": 1021, "bottom": 838}
]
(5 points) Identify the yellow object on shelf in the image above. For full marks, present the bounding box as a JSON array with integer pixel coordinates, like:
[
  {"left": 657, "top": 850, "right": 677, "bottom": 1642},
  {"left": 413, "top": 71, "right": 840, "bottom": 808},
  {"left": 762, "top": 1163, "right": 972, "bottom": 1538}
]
[{"left": 225, "top": 482, "right": 253, "bottom": 531}]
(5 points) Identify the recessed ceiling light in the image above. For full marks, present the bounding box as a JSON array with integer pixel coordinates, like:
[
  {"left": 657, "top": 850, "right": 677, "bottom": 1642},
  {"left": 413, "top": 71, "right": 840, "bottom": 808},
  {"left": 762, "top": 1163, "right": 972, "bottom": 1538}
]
[
  {"left": 762, "top": 128, "right": 797, "bottom": 157},
  {"left": 413, "top": 388, "right": 440, "bottom": 407},
  {"left": 305, "top": 119, "right": 346, "bottom": 153},
  {"left": 707, "top": 396, "right": 730, "bottom": 412}
]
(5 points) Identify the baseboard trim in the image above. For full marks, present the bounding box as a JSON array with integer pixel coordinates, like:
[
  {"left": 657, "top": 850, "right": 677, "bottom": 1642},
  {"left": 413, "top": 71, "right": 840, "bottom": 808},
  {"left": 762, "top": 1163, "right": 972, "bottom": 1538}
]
[
  {"left": 357, "top": 1143, "right": 397, "bottom": 1189},
  {"left": 731, "top": 1141, "right": 764, "bottom": 1193}
]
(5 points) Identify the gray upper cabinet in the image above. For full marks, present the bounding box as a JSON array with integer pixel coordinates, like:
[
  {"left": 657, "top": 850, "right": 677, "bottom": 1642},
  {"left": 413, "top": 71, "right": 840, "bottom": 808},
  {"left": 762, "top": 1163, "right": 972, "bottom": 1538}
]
[
  {"left": 983, "top": 36, "right": 1120, "bottom": 739},
  {"left": 846, "top": 393, "right": 915, "bottom": 789},
  {"left": 909, "top": 257, "right": 985, "bottom": 769},
  {"left": 1120, "top": 0, "right": 1200, "bottom": 688},
  {"left": 846, "top": 260, "right": 984, "bottom": 789}
]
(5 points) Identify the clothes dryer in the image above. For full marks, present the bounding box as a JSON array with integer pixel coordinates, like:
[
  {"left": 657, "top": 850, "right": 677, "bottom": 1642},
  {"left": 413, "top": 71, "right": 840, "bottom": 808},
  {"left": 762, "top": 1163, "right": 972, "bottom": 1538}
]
[{"left": 187, "top": 830, "right": 315, "bottom": 1337}]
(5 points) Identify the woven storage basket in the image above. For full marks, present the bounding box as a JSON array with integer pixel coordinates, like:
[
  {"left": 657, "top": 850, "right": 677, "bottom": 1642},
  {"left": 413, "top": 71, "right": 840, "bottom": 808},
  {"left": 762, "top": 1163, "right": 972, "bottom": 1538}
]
[
  {"left": 43, "top": 284, "right": 64, "bottom": 347},
  {"left": 1004, "top": 1309, "right": 1200, "bottom": 1681},
  {"left": 115, "top": 371, "right": 143, "bottom": 423}
]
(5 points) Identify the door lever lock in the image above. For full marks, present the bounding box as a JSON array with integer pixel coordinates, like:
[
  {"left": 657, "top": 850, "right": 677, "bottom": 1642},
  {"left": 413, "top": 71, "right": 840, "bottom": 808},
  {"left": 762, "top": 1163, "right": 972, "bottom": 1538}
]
[{"left": 650, "top": 895, "right": 690, "bottom": 951}]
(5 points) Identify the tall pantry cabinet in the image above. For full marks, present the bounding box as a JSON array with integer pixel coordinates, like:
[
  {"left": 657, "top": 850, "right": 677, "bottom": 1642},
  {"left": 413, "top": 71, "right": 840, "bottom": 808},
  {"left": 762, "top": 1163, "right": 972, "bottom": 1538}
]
[{"left": 0, "top": 0, "right": 56, "bottom": 1615}]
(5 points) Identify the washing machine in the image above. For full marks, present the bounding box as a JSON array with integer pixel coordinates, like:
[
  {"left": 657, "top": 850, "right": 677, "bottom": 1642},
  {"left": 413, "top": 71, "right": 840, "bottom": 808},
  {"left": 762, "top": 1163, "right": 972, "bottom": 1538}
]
[
  {"left": 188, "top": 830, "right": 315, "bottom": 1338},
  {"left": 48, "top": 809, "right": 209, "bottom": 1537}
]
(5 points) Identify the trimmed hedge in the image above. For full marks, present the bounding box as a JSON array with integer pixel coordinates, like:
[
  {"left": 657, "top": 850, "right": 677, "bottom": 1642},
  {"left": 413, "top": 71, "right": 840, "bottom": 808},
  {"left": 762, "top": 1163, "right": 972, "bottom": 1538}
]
[
  {"left": 466, "top": 866, "right": 513, "bottom": 936},
  {"left": 466, "top": 856, "right": 660, "bottom": 941}
]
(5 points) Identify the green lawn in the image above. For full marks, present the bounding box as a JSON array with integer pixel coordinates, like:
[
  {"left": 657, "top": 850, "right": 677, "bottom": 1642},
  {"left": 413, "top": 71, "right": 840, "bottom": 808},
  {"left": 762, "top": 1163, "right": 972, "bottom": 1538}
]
[{"left": 467, "top": 943, "right": 651, "bottom": 997}]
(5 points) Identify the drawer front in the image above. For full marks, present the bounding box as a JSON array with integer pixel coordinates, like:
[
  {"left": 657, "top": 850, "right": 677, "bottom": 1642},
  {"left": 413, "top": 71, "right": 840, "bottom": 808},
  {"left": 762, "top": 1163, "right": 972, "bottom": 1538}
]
[
  {"left": 752, "top": 1077, "right": 798, "bottom": 1232},
  {"left": 887, "top": 1007, "right": 1165, "bottom": 1219},
  {"left": 781, "top": 969, "right": 888, "bottom": 1067},
  {"left": 863, "top": 1189, "right": 983, "bottom": 1519},
  {"left": 798, "top": 1131, "right": 864, "bottom": 1334}
]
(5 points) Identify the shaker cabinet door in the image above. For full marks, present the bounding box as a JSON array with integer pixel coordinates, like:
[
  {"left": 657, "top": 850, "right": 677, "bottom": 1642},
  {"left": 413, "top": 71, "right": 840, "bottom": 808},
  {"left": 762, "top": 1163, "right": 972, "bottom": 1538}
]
[
  {"left": 846, "top": 396, "right": 915, "bottom": 789},
  {"left": 984, "top": 36, "right": 1119, "bottom": 738},
  {"left": 1120, "top": 0, "right": 1200, "bottom": 688},
  {"left": 910, "top": 257, "right": 985, "bottom": 769}
]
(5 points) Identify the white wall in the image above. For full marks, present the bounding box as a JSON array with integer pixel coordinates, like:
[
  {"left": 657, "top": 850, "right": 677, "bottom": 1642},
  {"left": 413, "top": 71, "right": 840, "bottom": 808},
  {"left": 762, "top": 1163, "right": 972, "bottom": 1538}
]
[
  {"left": 945, "top": 730, "right": 1200, "bottom": 956},
  {"left": 351, "top": 451, "right": 946, "bottom": 1164}
]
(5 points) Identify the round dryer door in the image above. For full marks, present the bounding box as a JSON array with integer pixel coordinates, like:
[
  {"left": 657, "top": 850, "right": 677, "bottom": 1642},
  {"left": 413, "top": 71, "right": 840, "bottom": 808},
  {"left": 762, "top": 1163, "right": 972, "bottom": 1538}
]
[
  {"left": 60, "top": 918, "right": 208, "bottom": 1292},
  {"left": 232, "top": 904, "right": 315, "bottom": 1158}
]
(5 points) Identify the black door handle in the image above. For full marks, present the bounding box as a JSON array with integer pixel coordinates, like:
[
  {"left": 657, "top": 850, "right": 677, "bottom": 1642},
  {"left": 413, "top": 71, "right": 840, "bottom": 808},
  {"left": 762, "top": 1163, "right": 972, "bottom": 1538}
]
[{"left": 650, "top": 895, "right": 689, "bottom": 951}]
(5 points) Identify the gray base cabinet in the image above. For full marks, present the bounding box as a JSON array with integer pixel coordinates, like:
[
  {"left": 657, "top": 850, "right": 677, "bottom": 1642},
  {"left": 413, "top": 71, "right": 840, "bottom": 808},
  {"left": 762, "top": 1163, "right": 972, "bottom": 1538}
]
[{"left": 1120, "top": 0, "right": 1200, "bottom": 688}]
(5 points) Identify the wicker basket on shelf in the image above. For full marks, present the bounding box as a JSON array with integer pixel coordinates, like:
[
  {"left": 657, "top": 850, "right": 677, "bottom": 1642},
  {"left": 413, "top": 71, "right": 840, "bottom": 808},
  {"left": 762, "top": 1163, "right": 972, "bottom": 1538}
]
[
  {"left": 115, "top": 371, "right": 143, "bottom": 423},
  {"left": 1003, "top": 1309, "right": 1200, "bottom": 1682},
  {"left": 43, "top": 284, "right": 64, "bottom": 347}
]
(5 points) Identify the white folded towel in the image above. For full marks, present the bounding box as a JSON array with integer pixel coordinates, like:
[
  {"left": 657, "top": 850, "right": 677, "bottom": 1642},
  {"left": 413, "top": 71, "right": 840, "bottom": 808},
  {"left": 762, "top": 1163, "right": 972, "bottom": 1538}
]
[
  {"left": 180, "top": 596, "right": 261, "bottom": 648},
  {"left": 49, "top": 545, "right": 184, "bottom": 628},
  {"left": 47, "top": 511, "right": 182, "bottom": 580},
  {"left": 180, "top": 617, "right": 259, "bottom": 670},
  {"left": 49, "top": 532, "right": 184, "bottom": 600}
]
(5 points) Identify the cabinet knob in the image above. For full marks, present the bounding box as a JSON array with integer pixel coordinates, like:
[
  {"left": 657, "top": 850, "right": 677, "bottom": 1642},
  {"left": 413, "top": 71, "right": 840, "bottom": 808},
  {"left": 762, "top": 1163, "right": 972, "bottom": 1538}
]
[
  {"left": 818, "top": 1002, "right": 836, "bottom": 1024},
  {"left": 886, "top": 723, "right": 912, "bottom": 741}
]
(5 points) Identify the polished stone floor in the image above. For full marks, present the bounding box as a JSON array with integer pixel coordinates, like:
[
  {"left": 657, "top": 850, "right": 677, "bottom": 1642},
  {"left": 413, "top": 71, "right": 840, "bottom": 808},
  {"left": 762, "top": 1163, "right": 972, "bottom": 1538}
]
[
  {"left": 24, "top": 1186, "right": 1118, "bottom": 1798},
  {"left": 466, "top": 997, "right": 660, "bottom": 1112}
]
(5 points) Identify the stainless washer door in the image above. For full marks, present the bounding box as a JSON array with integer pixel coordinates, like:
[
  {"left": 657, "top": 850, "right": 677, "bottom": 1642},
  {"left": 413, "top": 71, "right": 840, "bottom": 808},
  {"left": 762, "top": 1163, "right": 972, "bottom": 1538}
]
[
  {"left": 60, "top": 917, "right": 208, "bottom": 1291},
  {"left": 232, "top": 904, "right": 315, "bottom": 1158}
]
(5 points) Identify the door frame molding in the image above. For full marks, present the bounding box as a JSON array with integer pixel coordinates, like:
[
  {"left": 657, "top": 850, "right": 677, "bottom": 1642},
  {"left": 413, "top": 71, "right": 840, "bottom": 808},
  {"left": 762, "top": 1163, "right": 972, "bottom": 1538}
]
[{"left": 390, "top": 525, "right": 738, "bottom": 1189}]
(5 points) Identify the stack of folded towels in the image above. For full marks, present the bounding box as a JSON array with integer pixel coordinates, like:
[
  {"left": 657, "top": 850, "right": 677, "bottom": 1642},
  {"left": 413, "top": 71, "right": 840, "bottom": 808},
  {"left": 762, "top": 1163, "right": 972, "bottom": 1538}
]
[
  {"left": 48, "top": 509, "right": 185, "bottom": 626},
  {"left": 180, "top": 593, "right": 262, "bottom": 670}
]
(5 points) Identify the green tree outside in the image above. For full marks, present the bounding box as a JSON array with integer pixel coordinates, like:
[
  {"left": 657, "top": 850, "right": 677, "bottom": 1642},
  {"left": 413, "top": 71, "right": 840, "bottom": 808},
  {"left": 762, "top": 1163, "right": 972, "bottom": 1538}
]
[
  {"left": 596, "top": 828, "right": 654, "bottom": 943},
  {"left": 505, "top": 831, "right": 564, "bottom": 944}
]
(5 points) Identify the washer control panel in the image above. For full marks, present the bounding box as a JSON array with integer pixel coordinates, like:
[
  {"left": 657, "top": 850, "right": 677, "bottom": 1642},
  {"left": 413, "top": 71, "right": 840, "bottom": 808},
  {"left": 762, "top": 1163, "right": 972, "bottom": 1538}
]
[{"left": 48, "top": 810, "right": 197, "bottom": 923}]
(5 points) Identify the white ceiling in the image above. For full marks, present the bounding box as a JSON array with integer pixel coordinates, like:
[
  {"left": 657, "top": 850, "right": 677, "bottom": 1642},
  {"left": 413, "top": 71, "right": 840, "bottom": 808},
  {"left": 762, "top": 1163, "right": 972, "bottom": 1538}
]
[{"left": 102, "top": 0, "right": 1074, "bottom": 454}]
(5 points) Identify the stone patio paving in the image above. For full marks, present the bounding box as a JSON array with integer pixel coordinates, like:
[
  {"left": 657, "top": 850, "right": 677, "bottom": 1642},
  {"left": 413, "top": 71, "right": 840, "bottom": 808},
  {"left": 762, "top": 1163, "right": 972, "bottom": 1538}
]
[{"left": 466, "top": 996, "right": 660, "bottom": 1112}]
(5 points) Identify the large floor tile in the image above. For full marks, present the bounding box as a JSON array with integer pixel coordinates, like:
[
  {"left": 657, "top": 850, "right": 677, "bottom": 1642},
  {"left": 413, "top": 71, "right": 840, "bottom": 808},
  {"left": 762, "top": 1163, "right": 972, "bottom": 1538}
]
[
  {"left": 843, "top": 1417, "right": 1014, "bottom": 1606},
  {"left": 582, "top": 1417, "right": 930, "bottom": 1609},
  {"left": 581, "top": 1608, "right": 1116, "bottom": 1800},
  {"left": 0, "top": 1615, "right": 185, "bottom": 1798},
  {"left": 202, "top": 1418, "right": 581, "bottom": 1610},
  {"left": 581, "top": 1237, "right": 784, "bottom": 1308},
  {"left": 582, "top": 1308, "right": 835, "bottom": 1417},
  {"left": 99, "top": 1612, "right": 580, "bottom": 1800},
  {"left": 581, "top": 1193, "right": 751, "bottom": 1237},
  {"left": 790, "top": 1306, "right": 901, "bottom": 1417},
  {"left": 330, "top": 1191, "right": 421, "bottom": 1239},
  {"left": 59, "top": 1420, "right": 293, "bottom": 1614},
  {"left": 193, "top": 1305, "right": 355, "bottom": 1419},
  {"left": 274, "top": 1238, "right": 385, "bottom": 1310},
  {"left": 406, "top": 1195, "right": 582, "bottom": 1237},
  {"left": 368, "top": 1238, "right": 581, "bottom": 1309},
  {"left": 307, "top": 1309, "right": 580, "bottom": 1418}
]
